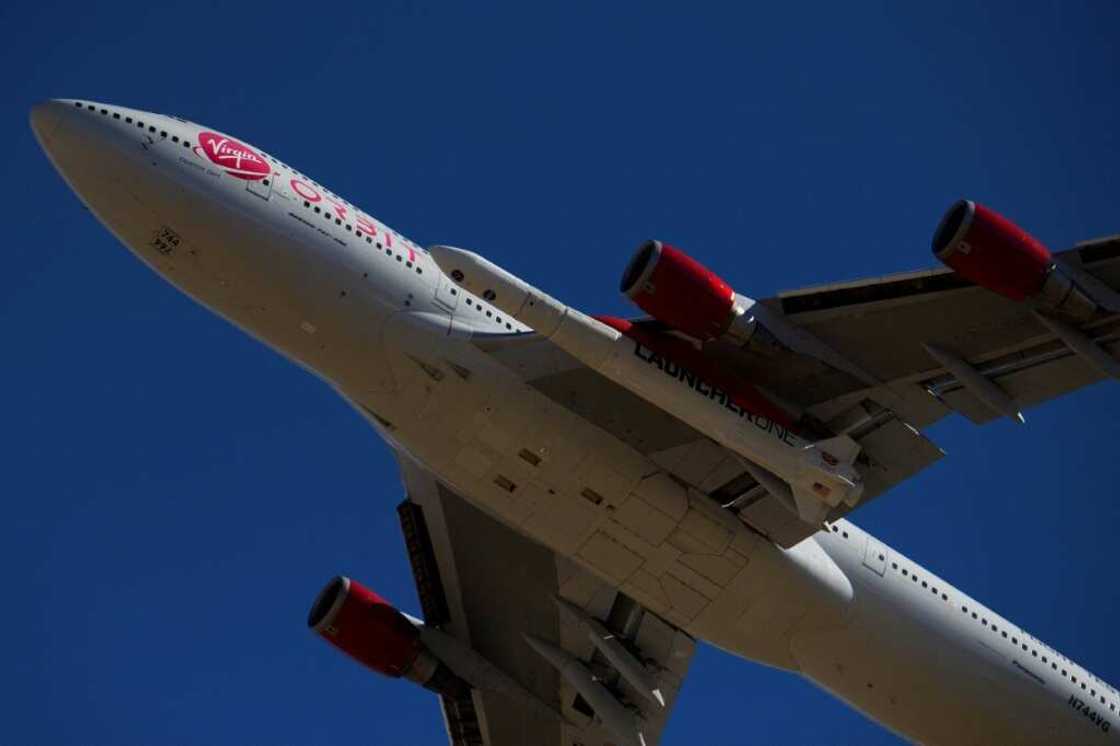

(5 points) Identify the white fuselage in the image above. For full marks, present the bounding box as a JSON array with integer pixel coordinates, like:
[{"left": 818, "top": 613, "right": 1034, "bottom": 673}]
[{"left": 32, "top": 100, "right": 1118, "bottom": 745}]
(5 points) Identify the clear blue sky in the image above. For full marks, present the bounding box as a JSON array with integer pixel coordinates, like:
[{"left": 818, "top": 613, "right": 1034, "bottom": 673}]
[{"left": 3, "top": 2, "right": 1118, "bottom": 744}]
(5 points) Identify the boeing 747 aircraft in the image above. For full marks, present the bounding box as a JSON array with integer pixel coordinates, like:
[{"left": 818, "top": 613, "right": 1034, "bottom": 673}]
[{"left": 32, "top": 99, "right": 1120, "bottom": 745}]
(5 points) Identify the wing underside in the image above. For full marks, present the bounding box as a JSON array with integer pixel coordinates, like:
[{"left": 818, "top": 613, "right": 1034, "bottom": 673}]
[{"left": 394, "top": 454, "right": 695, "bottom": 746}]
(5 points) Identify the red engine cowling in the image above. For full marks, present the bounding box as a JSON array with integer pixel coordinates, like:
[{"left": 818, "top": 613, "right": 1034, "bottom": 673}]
[
  {"left": 931, "top": 199, "right": 1054, "bottom": 301},
  {"left": 308, "top": 576, "right": 467, "bottom": 696},
  {"left": 620, "top": 240, "right": 736, "bottom": 340}
]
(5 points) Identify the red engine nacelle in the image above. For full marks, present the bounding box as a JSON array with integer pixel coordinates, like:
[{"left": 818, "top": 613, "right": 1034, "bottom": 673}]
[
  {"left": 620, "top": 240, "right": 737, "bottom": 340},
  {"left": 308, "top": 576, "right": 466, "bottom": 696},
  {"left": 932, "top": 199, "right": 1105, "bottom": 319},
  {"left": 931, "top": 199, "right": 1054, "bottom": 301}
]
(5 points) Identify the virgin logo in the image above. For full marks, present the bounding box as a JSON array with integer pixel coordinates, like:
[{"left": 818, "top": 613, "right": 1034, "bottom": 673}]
[{"left": 197, "top": 131, "right": 270, "bottom": 181}]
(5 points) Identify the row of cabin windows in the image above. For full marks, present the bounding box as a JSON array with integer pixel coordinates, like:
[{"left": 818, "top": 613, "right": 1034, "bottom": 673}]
[
  {"left": 75, "top": 101, "right": 517, "bottom": 333},
  {"left": 240, "top": 148, "right": 427, "bottom": 264},
  {"left": 956, "top": 600, "right": 1115, "bottom": 709},
  {"left": 276, "top": 156, "right": 430, "bottom": 264},
  {"left": 830, "top": 521, "right": 1117, "bottom": 711},
  {"left": 420, "top": 278, "right": 515, "bottom": 331},
  {"left": 299, "top": 199, "right": 423, "bottom": 276},
  {"left": 72, "top": 102, "right": 377, "bottom": 253},
  {"left": 889, "top": 558, "right": 951, "bottom": 602},
  {"left": 75, "top": 101, "right": 420, "bottom": 280},
  {"left": 72, "top": 102, "right": 300, "bottom": 194},
  {"left": 463, "top": 295, "right": 514, "bottom": 331},
  {"left": 272, "top": 159, "right": 353, "bottom": 214},
  {"left": 900, "top": 560, "right": 1117, "bottom": 710},
  {"left": 834, "top": 517, "right": 1118, "bottom": 713},
  {"left": 75, "top": 101, "right": 193, "bottom": 149},
  {"left": 298, "top": 195, "right": 514, "bottom": 331}
]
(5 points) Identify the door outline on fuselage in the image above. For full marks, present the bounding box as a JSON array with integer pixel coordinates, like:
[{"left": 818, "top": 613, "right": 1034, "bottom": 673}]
[
  {"left": 434, "top": 272, "right": 459, "bottom": 313},
  {"left": 246, "top": 171, "right": 274, "bottom": 201},
  {"left": 863, "top": 536, "right": 888, "bottom": 576}
]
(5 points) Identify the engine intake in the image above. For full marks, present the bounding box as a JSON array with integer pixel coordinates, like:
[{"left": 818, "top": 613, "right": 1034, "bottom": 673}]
[
  {"left": 932, "top": 199, "right": 1099, "bottom": 319},
  {"left": 621, "top": 240, "right": 736, "bottom": 340},
  {"left": 308, "top": 576, "right": 467, "bottom": 697},
  {"left": 932, "top": 199, "right": 1053, "bottom": 300},
  {"left": 620, "top": 240, "right": 789, "bottom": 356}
]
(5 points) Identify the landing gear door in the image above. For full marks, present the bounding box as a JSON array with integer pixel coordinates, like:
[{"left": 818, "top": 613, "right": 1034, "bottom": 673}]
[{"left": 862, "top": 536, "right": 887, "bottom": 576}]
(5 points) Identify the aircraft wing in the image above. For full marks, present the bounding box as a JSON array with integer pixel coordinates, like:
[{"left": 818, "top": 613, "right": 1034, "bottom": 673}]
[
  {"left": 394, "top": 454, "right": 695, "bottom": 746},
  {"left": 734, "top": 236, "right": 1120, "bottom": 429},
  {"left": 473, "top": 235, "right": 1120, "bottom": 547}
]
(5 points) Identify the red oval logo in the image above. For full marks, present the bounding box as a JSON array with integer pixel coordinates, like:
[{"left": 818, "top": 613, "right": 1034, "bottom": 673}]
[{"left": 197, "top": 131, "right": 271, "bottom": 181}]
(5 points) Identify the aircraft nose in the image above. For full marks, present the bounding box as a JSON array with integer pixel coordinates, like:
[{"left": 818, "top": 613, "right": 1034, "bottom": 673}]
[
  {"left": 29, "top": 99, "right": 69, "bottom": 143},
  {"left": 31, "top": 98, "right": 153, "bottom": 196},
  {"left": 32, "top": 99, "right": 178, "bottom": 250}
]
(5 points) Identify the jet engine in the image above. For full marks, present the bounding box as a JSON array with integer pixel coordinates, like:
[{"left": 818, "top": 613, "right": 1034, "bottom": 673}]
[
  {"left": 619, "top": 240, "right": 783, "bottom": 351},
  {"left": 308, "top": 576, "right": 468, "bottom": 697},
  {"left": 620, "top": 239, "right": 735, "bottom": 340},
  {"left": 932, "top": 199, "right": 1101, "bottom": 320}
]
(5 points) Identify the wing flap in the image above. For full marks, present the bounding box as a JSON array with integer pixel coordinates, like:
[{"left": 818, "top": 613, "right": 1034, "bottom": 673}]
[
  {"left": 922, "top": 327, "right": 1118, "bottom": 424},
  {"left": 855, "top": 416, "right": 945, "bottom": 499}
]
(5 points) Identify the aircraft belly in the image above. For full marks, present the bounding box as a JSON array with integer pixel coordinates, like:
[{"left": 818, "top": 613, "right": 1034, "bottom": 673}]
[
  {"left": 83, "top": 158, "right": 399, "bottom": 396},
  {"left": 354, "top": 325, "right": 1115, "bottom": 745},
  {"left": 360, "top": 326, "right": 867, "bottom": 669}
]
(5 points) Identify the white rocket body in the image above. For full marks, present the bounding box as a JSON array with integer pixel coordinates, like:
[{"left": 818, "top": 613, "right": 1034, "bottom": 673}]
[{"left": 429, "top": 246, "right": 863, "bottom": 522}]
